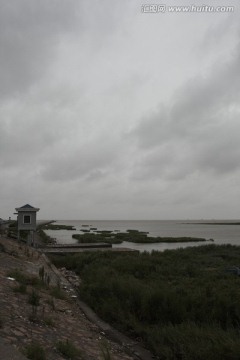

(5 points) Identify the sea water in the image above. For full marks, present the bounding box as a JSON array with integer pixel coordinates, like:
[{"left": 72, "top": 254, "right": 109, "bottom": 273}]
[{"left": 43, "top": 220, "right": 240, "bottom": 252}]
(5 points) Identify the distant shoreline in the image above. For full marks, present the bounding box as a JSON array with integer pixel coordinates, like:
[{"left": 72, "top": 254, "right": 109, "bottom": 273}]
[
  {"left": 187, "top": 222, "right": 240, "bottom": 225},
  {"left": 43, "top": 219, "right": 240, "bottom": 222}
]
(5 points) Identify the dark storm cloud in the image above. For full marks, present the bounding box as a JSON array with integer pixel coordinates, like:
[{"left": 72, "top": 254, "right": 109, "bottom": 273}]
[{"left": 0, "top": 0, "right": 79, "bottom": 98}]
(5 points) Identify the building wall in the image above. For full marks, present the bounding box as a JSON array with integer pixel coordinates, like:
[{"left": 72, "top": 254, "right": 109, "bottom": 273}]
[{"left": 17, "top": 211, "right": 37, "bottom": 231}]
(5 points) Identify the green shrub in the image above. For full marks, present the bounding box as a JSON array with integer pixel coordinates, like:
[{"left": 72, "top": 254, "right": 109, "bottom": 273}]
[
  {"left": 38, "top": 229, "right": 55, "bottom": 244},
  {"left": 50, "top": 286, "right": 66, "bottom": 300},
  {"left": 8, "top": 269, "right": 43, "bottom": 288},
  {"left": 50, "top": 245, "right": 240, "bottom": 359},
  {"left": 100, "top": 340, "right": 113, "bottom": 360},
  {"left": 0, "top": 243, "right": 5, "bottom": 252},
  {"left": 42, "top": 224, "right": 75, "bottom": 230},
  {"left": 28, "top": 290, "right": 40, "bottom": 306},
  {"left": 145, "top": 322, "right": 240, "bottom": 360},
  {"left": 8, "top": 220, "right": 17, "bottom": 228},
  {"left": 24, "top": 341, "right": 46, "bottom": 360},
  {"left": 28, "top": 313, "right": 40, "bottom": 323},
  {"left": 56, "top": 339, "right": 82, "bottom": 359},
  {"left": 43, "top": 316, "right": 55, "bottom": 327},
  {"left": 46, "top": 297, "right": 55, "bottom": 310},
  {"left": 7, "top": 269, "right": 29, "bottom": 284}
]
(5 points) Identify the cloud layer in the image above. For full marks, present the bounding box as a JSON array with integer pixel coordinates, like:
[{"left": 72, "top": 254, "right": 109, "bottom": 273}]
[{"left": 0, "top": 0, "right": 240, "bottom": 219}]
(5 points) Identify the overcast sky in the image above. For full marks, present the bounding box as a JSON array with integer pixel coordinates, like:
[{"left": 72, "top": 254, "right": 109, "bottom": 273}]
[{"left": 1, "top": 0, "right": 240, "bottom": 220}]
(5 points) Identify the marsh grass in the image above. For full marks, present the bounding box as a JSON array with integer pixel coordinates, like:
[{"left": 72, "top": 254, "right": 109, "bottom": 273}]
[
  {"left": 114, "top": 231, "right": 207, "bottom": 243},
  {"left": 50, "top": 244, "right": 240, "bottom": 359},
  {"left": 43, "top": 224, "right": 76, "bottom": 230},
  {"left": 72, "top": 233, "right": 122, "bottom": 244},
  {"left": 72, "top": 231, "right": 208, "bottom": 244}
]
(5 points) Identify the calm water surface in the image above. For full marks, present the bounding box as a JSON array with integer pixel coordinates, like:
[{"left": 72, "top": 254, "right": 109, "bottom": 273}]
[{"left": 44, "top": 220, "right": 240, "bottom": 252}]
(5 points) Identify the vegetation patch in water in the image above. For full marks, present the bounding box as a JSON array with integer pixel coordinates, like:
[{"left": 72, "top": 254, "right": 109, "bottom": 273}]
[
  {"left": 42, "top": 224, "right": 76, "bottom": 230},
  {"left": 72, "top": 233, "right": 122, "bottom": 244},
  {"left": 72, "top": 229, "right": 208, "bottom": 244}
]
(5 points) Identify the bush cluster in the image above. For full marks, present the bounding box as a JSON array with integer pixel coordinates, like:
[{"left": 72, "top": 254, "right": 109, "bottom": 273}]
[{"left": 51, "top": 244, "right": 240, "bottom": 359}]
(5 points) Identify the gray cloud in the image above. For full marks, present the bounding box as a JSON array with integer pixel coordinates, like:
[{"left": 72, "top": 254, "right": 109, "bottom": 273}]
[
  {"left": 131, "top": 38, "right": 240, "bottom": 180},
  {"left": 1, "top": 0, "right": 240, "bottom": 219},
  {"left": 41, "top": 141, "right": 119, "bottom": 182},
  {"left": 0, "top": 0, "right": 79, "bottom": 98}
]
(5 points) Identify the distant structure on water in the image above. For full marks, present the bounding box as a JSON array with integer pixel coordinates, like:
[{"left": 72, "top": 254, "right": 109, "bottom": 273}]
[{"left": 15, "top": 204, "right": 40, "bottom": 246}]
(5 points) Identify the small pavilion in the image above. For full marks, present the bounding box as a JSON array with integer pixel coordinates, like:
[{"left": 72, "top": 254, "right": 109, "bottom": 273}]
[{"left": 15, "top": 204, "right": 40, "bottom": 246}]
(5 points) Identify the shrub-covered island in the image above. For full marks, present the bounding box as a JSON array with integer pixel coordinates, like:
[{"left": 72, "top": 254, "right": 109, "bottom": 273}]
[
  {"left": 72, "top": 229, "right": 211, "bottom": 244},
  {"left": 50, "top": 244, "right": 240, "bottom": 360},
  {"left": 43, "top": 224, "right": 76, "bottom": 230}
]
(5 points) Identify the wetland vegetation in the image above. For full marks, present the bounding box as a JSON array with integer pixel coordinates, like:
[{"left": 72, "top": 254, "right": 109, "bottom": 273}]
[
  {"left": 72, "top": 229, "right": 209, "bottom": 244},
  {"left": 50, "top": 244, "right": 240, "bottom": 360},
  {"left": 42, "top": 224, "right": 76, "bottom": 231}
]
